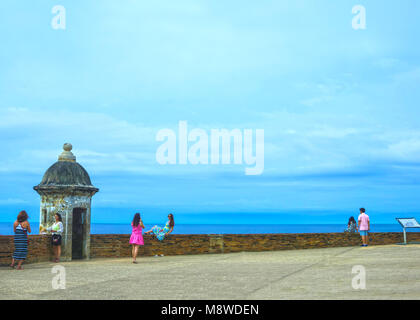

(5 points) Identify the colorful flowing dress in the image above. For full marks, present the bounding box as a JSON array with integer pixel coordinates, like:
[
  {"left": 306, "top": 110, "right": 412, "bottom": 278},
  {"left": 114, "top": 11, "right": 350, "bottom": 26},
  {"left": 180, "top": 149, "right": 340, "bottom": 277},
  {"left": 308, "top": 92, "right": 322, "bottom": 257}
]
[
  {"left": 345, "top": 221, "right": 357, "bottom": 233},
  {"left": 13, "top": 223, "right": 28, "bottom": 260},
  {"left": 129, "top": 223, "right": 144, "bottom": 245},
  {"left": 151, "top": 221, "right": 171, "bottom": 241}
]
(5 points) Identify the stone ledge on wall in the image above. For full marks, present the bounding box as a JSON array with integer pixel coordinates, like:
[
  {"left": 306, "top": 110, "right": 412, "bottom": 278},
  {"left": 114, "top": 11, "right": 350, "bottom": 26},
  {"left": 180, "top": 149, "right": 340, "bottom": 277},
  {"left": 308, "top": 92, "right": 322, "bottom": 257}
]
[{"left": 1, "top": 232, "right": 418, "bottom": 266}]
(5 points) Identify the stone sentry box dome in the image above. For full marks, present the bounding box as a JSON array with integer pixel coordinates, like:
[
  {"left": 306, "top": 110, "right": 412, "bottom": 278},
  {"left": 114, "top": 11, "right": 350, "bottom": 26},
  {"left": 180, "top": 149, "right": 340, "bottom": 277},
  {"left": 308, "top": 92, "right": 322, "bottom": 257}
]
[{"left": 34, "top": 143, "right": 99, "bottom": 261}]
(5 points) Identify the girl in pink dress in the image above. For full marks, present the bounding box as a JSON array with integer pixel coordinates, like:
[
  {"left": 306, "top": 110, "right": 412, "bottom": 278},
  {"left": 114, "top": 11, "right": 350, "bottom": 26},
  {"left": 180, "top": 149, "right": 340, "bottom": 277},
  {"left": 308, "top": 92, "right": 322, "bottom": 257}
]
[{"left": 129, "top": 213, "right": 145, "bottom": 263}]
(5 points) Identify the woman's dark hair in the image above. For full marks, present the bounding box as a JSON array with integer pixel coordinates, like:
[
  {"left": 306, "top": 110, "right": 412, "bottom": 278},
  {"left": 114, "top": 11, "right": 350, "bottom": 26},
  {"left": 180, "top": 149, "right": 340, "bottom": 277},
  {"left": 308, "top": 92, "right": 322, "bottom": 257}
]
[
  {"left": 168, "top": 213, "right": 175, "bottom": 228},
  {"left": 55, "top": 213, "right": 62, "bottom": 222},
  {"left": 17, "top": 211, "right": 28, "bottom": 223},
  {"left": 348, "top": 216, "right": 356, "bottom": 224},
  {"left": 132, "top": 213, "right": 141, "bottom": 227},
  {"left": 360, "top": 208, "right": 366, "bottom": 213}
]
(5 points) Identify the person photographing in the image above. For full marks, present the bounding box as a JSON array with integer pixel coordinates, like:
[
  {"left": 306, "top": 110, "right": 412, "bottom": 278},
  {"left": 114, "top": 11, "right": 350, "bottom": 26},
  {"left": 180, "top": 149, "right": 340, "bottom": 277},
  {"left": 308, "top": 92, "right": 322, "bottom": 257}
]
[{"left": 47, "top": 213, "right": 64, "bottom": 262}]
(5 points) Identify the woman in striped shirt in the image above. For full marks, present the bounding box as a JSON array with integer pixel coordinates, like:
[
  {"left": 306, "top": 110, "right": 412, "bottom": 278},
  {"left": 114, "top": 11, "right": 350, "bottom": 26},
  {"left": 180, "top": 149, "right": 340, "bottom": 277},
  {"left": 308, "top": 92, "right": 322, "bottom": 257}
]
[{"left": 11, "top": 211, "right": 31, "bottom": 270}]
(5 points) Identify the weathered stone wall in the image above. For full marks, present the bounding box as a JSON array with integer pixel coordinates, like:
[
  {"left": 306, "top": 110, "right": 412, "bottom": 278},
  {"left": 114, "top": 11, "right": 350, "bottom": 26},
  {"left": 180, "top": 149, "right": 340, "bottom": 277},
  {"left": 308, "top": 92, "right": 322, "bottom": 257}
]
[
  {"left": 0, "top": 235, "right": 52, "bottom": 265},
  {"left": 39, "top": 193, "right": 92, "bottom": 261},
  {"left": 90, "top": 234, "right": 214, "bottom": 257},
  {"left": 1, "top": 232, "right": 419, "bottom": 265},
  {"left": 90, "top": 232, "right": 420, "bottom": 258}
]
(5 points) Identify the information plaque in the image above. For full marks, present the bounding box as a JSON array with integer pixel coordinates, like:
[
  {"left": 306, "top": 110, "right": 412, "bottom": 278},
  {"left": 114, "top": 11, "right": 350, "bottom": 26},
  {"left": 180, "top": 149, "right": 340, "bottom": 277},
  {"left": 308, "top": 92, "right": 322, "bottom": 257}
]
[{"left": 396, "top": 218, "right": 420, "bottom": 244}]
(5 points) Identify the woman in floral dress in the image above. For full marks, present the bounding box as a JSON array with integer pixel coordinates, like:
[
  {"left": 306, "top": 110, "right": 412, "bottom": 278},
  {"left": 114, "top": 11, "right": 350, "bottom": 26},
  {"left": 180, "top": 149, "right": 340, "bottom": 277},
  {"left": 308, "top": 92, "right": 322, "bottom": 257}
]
[{"left": 144, "top": 213, "right": 175, "bottom": 241}]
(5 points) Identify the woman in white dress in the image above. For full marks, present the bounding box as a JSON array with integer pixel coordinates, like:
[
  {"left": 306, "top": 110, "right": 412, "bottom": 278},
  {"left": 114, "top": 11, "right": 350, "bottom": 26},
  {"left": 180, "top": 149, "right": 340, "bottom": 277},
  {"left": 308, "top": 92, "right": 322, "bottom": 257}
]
[{"left": 47, "top": 213, "right": 64, "bottom": 262}]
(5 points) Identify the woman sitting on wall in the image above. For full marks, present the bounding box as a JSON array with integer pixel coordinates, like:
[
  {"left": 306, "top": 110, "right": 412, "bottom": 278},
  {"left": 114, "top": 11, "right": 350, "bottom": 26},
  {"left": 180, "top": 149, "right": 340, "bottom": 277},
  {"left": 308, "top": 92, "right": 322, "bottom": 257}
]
[
  {"left": 46, "top": 213, "right": 64, "bottom": 263},
  {"left": 345, "top": 216, "right": 358, "bottom": 233},
  {"left": 144, "top": 213, "right": 175, "bottom": 242},
  {"left": 11, "top": 210, "right": 31, "bottom": 270}
]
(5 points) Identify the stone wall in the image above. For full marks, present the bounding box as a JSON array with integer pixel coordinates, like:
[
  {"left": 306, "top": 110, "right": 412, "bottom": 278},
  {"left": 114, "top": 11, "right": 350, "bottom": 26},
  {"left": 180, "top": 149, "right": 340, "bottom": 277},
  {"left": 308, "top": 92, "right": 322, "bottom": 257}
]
[
  {"left": 0, "top": 235, "right": 52, "bottom": 265},
  {"left": 90, "top": 234, "right": 214, "bottom": 257},
  {"left": 1, "top": 232, "right": 420, "bottom": 265},
  {"left": 38, "top": 193, "right": 93, "bottom": 261},
  {"left": 90, "top": 232, "right": 420, "bottom": 258}
]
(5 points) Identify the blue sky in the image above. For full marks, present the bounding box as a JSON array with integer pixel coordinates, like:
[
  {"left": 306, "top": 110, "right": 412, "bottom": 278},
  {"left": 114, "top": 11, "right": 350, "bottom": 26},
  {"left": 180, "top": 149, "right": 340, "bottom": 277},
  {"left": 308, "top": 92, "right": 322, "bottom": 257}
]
[{"left": 1, "top": 1, "right": 420, "bottom": 224}]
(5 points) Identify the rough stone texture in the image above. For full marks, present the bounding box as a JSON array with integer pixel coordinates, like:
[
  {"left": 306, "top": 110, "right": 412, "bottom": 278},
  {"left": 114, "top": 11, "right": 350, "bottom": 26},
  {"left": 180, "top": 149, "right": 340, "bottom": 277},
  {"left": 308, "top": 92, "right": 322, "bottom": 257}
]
[
  {"left": 32, "top": 144, "right": 98, "bottom": 262},
  {"left": 2, "top": 232, "right": 419, "bottom": 266},
  {"left": 36, "top": 161, "right": 94, "bottom": 187},
  {"left": 89, "top": 232, "right": 420, "bottom": 258},
  {"left": 0, "top": 235, "right": 52, "bottom": 265},
  {"left": 36, "top": 194, "right": 93, "bottom": 261},
  {"left": 90, "top": 234, "right": 213, "bottom": 258}
]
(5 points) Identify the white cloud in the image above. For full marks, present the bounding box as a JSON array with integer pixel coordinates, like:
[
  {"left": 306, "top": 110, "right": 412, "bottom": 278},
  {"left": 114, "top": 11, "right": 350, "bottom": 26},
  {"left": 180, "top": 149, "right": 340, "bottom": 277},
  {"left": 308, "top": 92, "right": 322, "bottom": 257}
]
[
  {"left": 0, "top": 107, "right": 159, "bottom": 173},
  {"left": 373, "top": 58, "right": 400, "bottom": 69},
  {"left": 0, "top": 198, "right": 27, "bottom": 205},
  {"left": 385, "top": 138, "right": 420, "bottom": 161},
  {"left": 393, "top": 67, "right": 420, "bottom": 85}
]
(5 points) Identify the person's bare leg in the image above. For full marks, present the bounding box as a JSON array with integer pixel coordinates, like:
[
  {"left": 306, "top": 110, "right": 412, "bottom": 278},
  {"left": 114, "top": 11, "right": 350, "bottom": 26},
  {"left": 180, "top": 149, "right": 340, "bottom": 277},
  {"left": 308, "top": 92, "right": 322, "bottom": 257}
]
[
  {"left": 365, "top": 234, "right": 369, "bottom": 245},
  {"left": 54, "top": 246, "right": 59, "bottom": 262},
  {"left": 133, "top": 245, "right": 139, "bottom": 262},
  {"left": 57, "top": 245, "right": 61, "bottom": 261},
  {"left": 10, "top": 258, "right": 15, "bottom": 268},
  {"left": 16, "top": 260, "right": 23, "bottom": 270}
]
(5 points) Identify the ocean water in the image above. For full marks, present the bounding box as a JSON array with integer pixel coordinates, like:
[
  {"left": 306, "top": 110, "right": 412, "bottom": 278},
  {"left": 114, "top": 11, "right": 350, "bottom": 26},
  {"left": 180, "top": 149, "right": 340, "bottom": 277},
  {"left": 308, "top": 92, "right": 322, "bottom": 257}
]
[{"left": 0, "top": 222, "right": 414, "bottom": 236}]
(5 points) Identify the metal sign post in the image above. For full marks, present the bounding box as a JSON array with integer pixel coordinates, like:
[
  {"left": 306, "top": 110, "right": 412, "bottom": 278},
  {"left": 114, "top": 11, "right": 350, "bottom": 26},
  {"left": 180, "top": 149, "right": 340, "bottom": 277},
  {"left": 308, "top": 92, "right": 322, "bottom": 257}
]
[{"left": 396, "top": 218, "right": 420, "bottom": 245}]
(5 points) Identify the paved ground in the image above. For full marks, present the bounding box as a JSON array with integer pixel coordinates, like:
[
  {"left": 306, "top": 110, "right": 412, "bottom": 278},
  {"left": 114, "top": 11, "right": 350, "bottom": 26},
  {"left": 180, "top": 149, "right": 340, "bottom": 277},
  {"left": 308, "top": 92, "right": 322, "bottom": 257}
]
[{"left": 1, "top": 244, "right": 420, "bottom": 299}]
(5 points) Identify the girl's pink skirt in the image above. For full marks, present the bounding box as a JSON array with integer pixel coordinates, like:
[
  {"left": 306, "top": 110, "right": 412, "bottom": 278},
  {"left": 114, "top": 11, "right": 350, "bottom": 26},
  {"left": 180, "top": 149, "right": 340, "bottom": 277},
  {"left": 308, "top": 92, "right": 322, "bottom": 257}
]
[{"left": 129, "top": 233, "right": 144, "bottom": 245}]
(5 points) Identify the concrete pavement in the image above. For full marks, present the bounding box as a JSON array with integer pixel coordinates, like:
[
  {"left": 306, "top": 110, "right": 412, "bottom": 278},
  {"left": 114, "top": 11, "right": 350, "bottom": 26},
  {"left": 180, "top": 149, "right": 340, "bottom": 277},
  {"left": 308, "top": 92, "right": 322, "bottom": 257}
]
[{"left": 1, "top": 244, "right": 420, "bottom": 299}]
